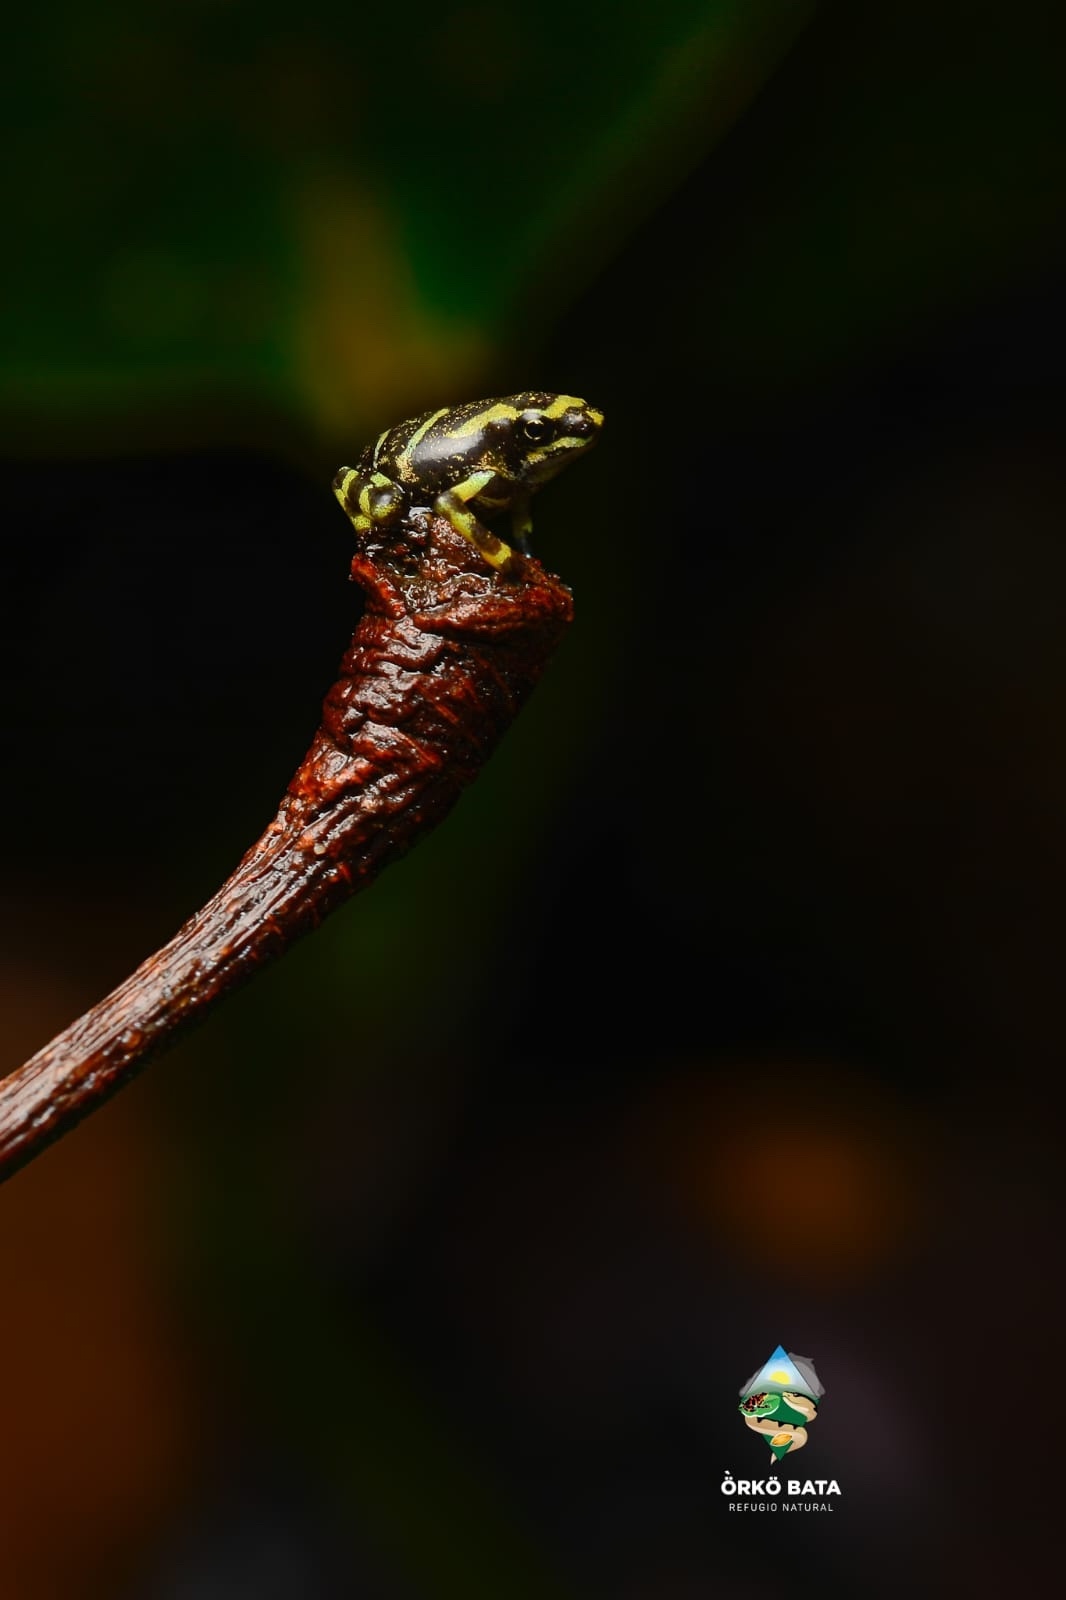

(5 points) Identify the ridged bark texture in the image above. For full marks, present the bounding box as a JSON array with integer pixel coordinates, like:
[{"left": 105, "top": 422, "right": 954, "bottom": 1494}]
[{"left": 0, "top": 511, "right": 572, "bottom": 1183}]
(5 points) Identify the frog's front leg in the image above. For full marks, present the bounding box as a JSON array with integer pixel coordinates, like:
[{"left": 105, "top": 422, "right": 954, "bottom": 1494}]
[{"left": 434, "top": 471, "right": 515, "bottom": 571}]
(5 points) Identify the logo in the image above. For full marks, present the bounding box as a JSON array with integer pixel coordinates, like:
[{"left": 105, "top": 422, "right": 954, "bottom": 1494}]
[{"left": 738, "top": 1344, "right": 825, "bottom": 1464}]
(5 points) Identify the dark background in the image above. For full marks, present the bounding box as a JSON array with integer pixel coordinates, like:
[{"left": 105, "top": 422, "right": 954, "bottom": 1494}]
[{"left": 1, "top": 2, "right": 1062, "bottom": 1595}]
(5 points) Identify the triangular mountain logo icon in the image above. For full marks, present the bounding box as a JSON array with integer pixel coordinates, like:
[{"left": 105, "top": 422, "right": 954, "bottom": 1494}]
[{"left": 738, "top": 1346, "right": 825, "bottom": 1463}]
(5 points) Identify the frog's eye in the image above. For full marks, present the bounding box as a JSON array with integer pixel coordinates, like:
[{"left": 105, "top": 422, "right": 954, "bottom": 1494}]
[{"left": 518, "top": 413, "right": 552, "bottom": 445}]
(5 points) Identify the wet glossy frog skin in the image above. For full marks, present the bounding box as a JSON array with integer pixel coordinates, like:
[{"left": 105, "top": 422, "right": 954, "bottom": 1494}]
[{"left": 333, "top": 391, "right": 603, "bottom": 571}]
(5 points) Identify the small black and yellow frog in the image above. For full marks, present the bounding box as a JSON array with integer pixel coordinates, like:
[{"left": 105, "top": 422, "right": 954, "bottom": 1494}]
[{"left": 334, "top": 392, "right": 603, "bottom": 570}]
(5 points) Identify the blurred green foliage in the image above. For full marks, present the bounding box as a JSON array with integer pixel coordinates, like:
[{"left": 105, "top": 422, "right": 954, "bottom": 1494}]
[{"left": 2, "top": 0, "right": 811, "bottom": 440}]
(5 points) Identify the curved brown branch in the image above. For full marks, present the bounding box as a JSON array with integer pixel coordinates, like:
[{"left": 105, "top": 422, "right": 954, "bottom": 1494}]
[{"left": 0, "top": 506, "right": 573, "bottom": 1185}]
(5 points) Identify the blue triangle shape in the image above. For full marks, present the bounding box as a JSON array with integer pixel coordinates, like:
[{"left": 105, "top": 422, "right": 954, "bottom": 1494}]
[{"left": 739, "top": 1345, "right": 816, "bottom": 1401}]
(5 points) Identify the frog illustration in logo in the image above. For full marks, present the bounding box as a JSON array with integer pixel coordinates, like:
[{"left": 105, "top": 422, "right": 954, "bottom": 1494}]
[{"left": 738, "top": 1346, "right": 825, "bottom": 1463}]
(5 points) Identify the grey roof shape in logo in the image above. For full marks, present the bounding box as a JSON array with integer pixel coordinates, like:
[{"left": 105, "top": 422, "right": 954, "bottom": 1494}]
[{"left": 788, "top": 1352, "right": 825, "bottom": 1399}]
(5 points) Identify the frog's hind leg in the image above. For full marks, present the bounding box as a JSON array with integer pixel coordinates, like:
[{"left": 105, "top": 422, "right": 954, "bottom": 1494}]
[
  {"left": 334, "top": 469, "right": 405, "bottom": 536},
  {"left": 333, "top": 467, "right": 370, "bottom": 533}
]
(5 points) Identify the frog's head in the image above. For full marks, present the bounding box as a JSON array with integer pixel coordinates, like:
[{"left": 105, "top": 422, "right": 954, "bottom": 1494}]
[
  {"left": 490, "top": 392, "right": 604, "bottom": 494},
  {"left": 739, "top": 1391, "right": 780, "bottom": 1420},
  {"left": 407, "top": 392, "right": 604, "bottom": 513}
]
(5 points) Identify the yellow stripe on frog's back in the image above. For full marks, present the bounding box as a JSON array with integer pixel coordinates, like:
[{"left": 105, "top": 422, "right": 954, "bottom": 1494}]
[
  {"left": 391, "top": 406, "right": 450, "bottom": 483},
  {"left": 442, "top": 401, "right": 520, "bottom": 441},
  {"left": 396, "top": 406, "right": 449, "bottom": 467}
]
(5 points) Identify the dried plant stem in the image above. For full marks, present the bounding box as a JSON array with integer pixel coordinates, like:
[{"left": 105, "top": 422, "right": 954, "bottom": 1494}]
[{"left": 0, "top": 512, "right": 573, "bottom": 1184}]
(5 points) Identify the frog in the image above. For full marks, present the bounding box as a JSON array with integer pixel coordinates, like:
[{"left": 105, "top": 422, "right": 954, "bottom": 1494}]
[{"left": 333, "top": 391, "right": 604, "bottom": 572}]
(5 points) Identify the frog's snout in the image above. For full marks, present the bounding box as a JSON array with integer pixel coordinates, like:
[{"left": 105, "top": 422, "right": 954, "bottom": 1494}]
[{"left": 564, "top": 402, "right": 604, "bottom": 442}]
